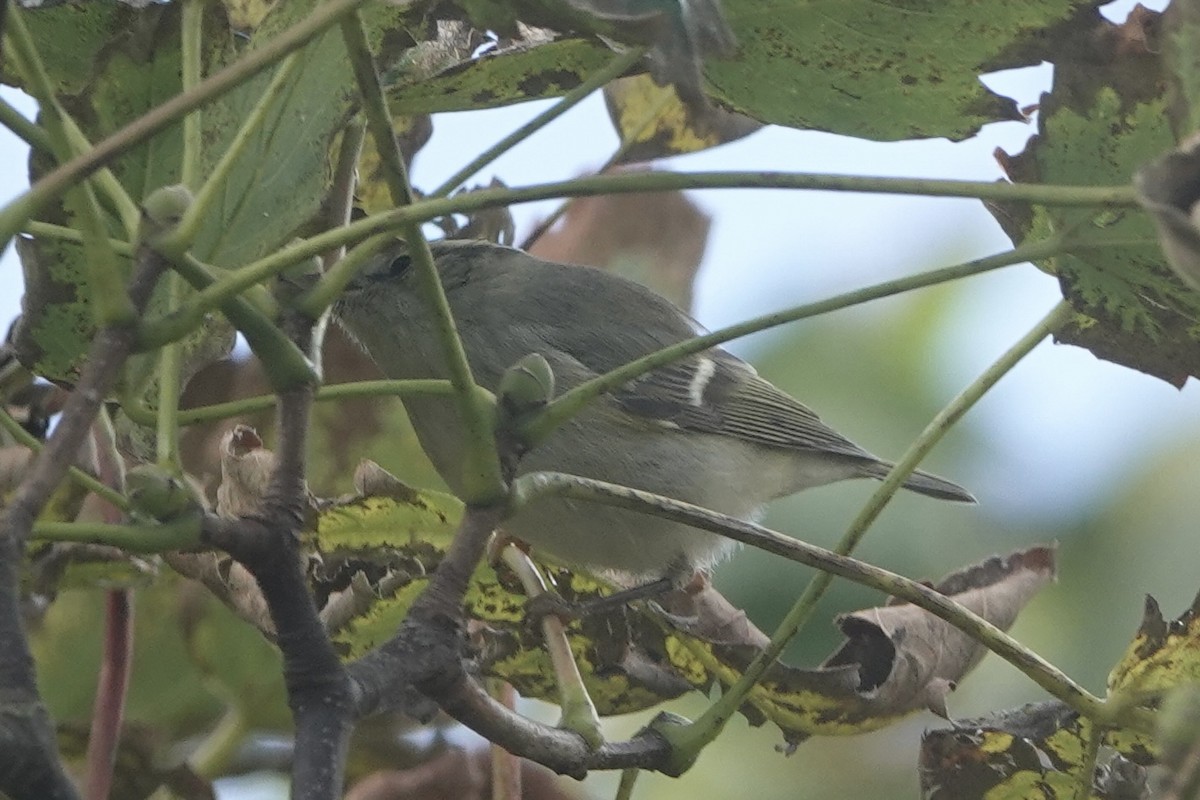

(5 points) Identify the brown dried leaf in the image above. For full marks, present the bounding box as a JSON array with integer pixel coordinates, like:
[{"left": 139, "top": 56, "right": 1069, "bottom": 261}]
[
  {"left": 215, "top": 425, "right": 276, "bottom": 519},
  {"left": 657, "top": 577, "right": 770, "bottom": 648},
  {"left": 825, "top": 546, "right": 1058, "bottom": 719},
  {"left": 683, "top": 547, "right": 1057, "bottom": 747},
  {"left": 529, "top": 174, "right": 710, "bottom": 309}
]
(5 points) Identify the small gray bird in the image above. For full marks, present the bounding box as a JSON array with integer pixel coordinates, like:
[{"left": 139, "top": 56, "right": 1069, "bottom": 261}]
[{"left": 333, "top": 240, "right": 973, "bottom": 581}]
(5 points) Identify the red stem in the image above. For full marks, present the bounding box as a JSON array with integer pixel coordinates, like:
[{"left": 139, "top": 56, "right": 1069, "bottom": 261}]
[{"left": 84, "top": 590, "right": 134, "bottom": 800}]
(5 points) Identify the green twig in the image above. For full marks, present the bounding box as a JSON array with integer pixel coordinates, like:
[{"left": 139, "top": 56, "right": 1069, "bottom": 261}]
[
  {"left": 520, "top": 82, "right": 672, "bottom": 251},
  {"left": 236, "top": 172, "right": 1141, "bottom": 280},
  {"left": 294, "top": 232, "right": 393, "bottom": 318},
  {"left": 31, "top": 517, "right": 202, "bottom": 553},
  {"left": 680, "top": 300, "right": 1075, "bottom": 757},
  {"left": 165, "top": 53, "right": 304, "bottom": 255},
  {"left": 500, "top": 545, "right": 603, "bottom": 747},
  {"left": 183, "top": 184, "right": 1150, "bottom": 312},
  {"left": 340, "top": 14, "right": 413, "bottom": 207},
  {"left": 0, "top": 95, "right": 51, "bottom": 151},
  {"left": 430, "top": 46, "right": 646, "bottom": 199},
  {"left": 155, "top": 273, "right": 185, "bottom": 471},
  {"left": 0, "top": 408, "right": 129, "bottom": 512},
  {"left": 117, "top": 386, "right": 158, "bottom": 428},
  {"left": 342, "top": 11, "right": 502, "bottom": 500},
  {"left": 0, "top": 0, "right": 373, "bottom": 250},
  {"left": 615, "top": 768, "right": 640, "bottom": 800},
  {"left": 512, "top": 472, "right": 1113, "bottom": 744},
  {"left": 180, "top": 0, "right": 204, "bottom": 189},
  {"left": 161, "top": 253, "right": 318, "bottom": 391},
  {"left": 188, "top": 706, "right": 249, "bottom": 780},
  {"left": 23, "top": 220, "right": 133, "bottom": 255},
  {"left": 56, "top": 115, "right": 139, "bottom": 239},
  {"left": 176, "top": 378, "right": 453, "bottom": 424},
  {"left": 524, "top": 237, "right": 1067, "bottom": 445}
]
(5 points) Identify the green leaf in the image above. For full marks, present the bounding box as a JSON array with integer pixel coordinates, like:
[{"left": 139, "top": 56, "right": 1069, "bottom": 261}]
[
  {"left": 12, "top": 0, "right": 416, "bottom": 386},
  {"left": 705, "top": 0, "right": 1103, "bottom": 142},
  {"left": 388, "top": 37, "right": 617, "bottom": 114}
]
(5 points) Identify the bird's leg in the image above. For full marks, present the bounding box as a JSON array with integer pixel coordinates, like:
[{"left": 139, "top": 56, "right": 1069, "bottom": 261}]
[{"left": 524, "top": 576, "right": 677, "bottom": 622}]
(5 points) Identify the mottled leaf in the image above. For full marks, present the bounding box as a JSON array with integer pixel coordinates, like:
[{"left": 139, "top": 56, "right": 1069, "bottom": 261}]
[
  {"left": 988, "top": 7, "right": 1200, "bottom": 385},
  {"left": 603, "top": 74, "right": 760, "bottom": 162},
  {"left": 387, "top": 37, "right": 618, "bottom": 114},
  {"left": 920, "top": 701, "right": 1149, "bottom": 800},
  {"left": 706, "top": 0, "right": 1101, "bottom": 142},
  {"left": 1108, "top": 591, "right": 1200, "bottom": 699},
  {"left": 309, "top": 480, "right": 1059, "bottom": 743},
  {"left": 447, "top": 0, "right": 734, "bottom": 105}
]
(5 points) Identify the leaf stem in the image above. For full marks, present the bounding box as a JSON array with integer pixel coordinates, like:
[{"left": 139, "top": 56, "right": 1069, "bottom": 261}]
[
  {"left": 176, "top": 378, "right": 454, "bottom": 424},
  {"left": 180, "top": 0, "right": 204, "bottom": 189},
  {"left": 162, "top": 253, "right": 318, "bottom": 391},
  {"left": 23, "top": 220, "right": 133, "bottom": 255},
  {"left": 0, "top": 96, "right": 51, "bottom": 152},
  {"left": 512, "top": 472, "right": 1111, "bottom": 738},
  {"left": 615, "top": 768, "right": 640, "bottom": 800},
  {"left": 31, "top": 517, "right": 202, "bottom": 553},
  {"left": 155, "top": 274, "right": 186, "bottom": 471},
  {"left": 341, "top": 11, "right": 503, "bottom": 500}
]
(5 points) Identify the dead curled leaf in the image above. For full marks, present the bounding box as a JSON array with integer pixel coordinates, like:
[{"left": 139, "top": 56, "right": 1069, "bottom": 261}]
[
  {"left": 687, "top": 546, "right": 1058, "bottom": 747},
  {"left": 215, "top": 425, "right": 277, "bottom": 519},
  {"left": 829, "top": 546, "right": 1059, "bottom": 717}
]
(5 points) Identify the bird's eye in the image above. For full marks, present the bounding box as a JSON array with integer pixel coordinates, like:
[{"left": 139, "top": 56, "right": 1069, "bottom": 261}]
[{"left": 388, "top": 254, "right": 412, "bottom": 276}]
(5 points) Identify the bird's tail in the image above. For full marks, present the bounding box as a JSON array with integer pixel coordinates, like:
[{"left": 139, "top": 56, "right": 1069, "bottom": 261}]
[{"left": 859, "top": 461, "right": 976, "bottom": 503}]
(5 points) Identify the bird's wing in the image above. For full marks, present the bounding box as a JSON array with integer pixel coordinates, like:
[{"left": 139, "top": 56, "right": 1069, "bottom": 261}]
[{"left": 613, "top": 349, "right": 875, "bottom": 459}]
